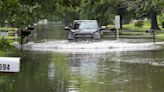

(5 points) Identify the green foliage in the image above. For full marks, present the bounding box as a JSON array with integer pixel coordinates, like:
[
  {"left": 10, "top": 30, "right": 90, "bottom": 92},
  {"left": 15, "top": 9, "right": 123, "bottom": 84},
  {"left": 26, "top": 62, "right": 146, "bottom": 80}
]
[
  {"left": 0, "top": 51, "right": 6, "bottom": 56},
  {"left": 0, "top": 0, "right": 163, "bottom": 28},
  {"left": 134, "top": 21, "right": 144, "bottom": 27},
  {"left": 122, "top": 0, "right": 163, "bottom": 30},
  {"left": 0, "top": 38, "right": 11, "bottom": 52},
  {"left": 79, "top": 0, "right": 117, "bottom": 25},
  {"left": 0, "top": 0, "right": 57, "bottom": 27},
  {"left": 55, "top": 0, "right": 81, "bottom": 25}
]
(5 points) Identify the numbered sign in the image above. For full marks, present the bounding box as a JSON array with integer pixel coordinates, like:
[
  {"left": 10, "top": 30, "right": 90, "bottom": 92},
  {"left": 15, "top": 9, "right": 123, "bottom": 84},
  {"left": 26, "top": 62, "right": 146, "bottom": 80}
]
[{"left": 0, "top": 57, "right": 20, "bottom": 72}]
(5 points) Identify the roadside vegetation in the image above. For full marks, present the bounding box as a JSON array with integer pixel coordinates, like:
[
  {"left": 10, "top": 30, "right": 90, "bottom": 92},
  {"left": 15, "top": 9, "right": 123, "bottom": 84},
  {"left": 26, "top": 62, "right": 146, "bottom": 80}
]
[
  {"left": 0, "top": 37, "right": 20, "bottom": 56},
  {"left": 106, "top": 13, "right": 164, "bottom": 40},
  {"left": 0, "top": 0, "right": 164, "bottom": 44},
  {"left": 0, "top": 27, "right": 17, "bottom": 31}
]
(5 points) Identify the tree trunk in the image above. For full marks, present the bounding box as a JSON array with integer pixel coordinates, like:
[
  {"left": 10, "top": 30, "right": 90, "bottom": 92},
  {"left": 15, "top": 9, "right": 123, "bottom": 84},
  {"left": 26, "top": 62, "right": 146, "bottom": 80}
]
[
  {"left": 64, "top": 6, "right": 69, "bottom": 26},
  {"left": 150, "top": 9, "right": 160, "bottom": 30}
]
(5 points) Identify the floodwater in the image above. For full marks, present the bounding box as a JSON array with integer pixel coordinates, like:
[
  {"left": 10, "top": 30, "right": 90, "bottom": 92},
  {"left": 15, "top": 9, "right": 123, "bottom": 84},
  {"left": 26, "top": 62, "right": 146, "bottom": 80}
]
[{"left": 1, "top": 23, "right": 164, "bottom": 92}]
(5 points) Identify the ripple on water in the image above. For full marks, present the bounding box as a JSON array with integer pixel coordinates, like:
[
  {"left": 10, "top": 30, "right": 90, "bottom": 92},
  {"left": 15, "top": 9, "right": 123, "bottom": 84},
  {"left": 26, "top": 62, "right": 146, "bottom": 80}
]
[{"left": 13, "top": 40, "right": 164, "bottom": 53}]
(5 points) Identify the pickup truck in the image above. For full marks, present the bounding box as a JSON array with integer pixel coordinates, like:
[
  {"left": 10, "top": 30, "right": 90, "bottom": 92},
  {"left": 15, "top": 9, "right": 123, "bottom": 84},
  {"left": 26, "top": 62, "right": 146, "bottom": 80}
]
[{"left": 64, "top": 20, "right": 104, "bottom": 41}]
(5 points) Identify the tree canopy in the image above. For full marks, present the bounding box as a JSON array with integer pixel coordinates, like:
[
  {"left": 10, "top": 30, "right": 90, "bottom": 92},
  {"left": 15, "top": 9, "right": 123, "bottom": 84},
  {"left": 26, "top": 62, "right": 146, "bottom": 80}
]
[
  {"left": 122, "top": 0, "right": 164, "bottom": 30},
  {"left": 0, "top": 0, "right": 164, "bottom": 29},
  {"left": 0, "top": 0, "right": 56, "bottom": 27}
]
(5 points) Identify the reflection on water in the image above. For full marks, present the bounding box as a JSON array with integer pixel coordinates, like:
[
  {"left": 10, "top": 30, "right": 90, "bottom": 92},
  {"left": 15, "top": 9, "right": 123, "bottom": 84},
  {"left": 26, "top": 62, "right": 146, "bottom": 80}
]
[
  {"left": 1, "top": 50, "right": 164, "bottom": 92},
  {"left": 31, "top": 23, "right": 67, "bottom": 42}
]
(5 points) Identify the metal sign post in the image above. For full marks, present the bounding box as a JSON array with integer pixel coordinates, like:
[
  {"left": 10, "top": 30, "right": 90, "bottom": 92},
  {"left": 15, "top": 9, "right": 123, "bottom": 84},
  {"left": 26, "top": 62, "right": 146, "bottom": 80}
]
[{"left": 115, "top": 15, "right": 120, "bottom": 40}]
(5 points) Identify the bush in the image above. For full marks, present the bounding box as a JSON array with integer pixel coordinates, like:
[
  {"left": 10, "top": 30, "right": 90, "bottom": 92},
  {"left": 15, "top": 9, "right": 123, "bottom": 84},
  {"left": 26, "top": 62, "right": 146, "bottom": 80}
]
[
  {"left": 0, "top": 38, "right": 11, "bottom": 51},
  {"left": 162, "top": 21, "right": 164, "bottom": 28},
  {"left": 134, "top": 21, "right": 144, "bottom": 27}
]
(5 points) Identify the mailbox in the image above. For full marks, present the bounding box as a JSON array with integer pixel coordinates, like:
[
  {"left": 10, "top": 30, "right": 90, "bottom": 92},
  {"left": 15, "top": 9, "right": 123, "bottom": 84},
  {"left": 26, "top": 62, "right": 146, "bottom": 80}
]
[{"left": 0, "top": 57, "right": 20, "bottom": 72}]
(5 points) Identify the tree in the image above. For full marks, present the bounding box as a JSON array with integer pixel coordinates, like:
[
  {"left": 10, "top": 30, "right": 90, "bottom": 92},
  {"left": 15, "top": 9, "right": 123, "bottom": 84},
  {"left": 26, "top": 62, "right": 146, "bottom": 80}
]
[
  {"left": 79, "top": 0, "right": 131, "bottom": 27},
  {"left": 0, "top": 0, "right": 57, "bottom": 27},
  {"left": 79, "top": 0, "right": 117, "bottom": 26},
  {"left": 15, "top": 0, "right": 57, "bottom": 27},
  {"left": 122, "top": 0, "right": 164, "bottom": 30},
  {"left": 55, "top": 0, "right": 81, "bottom": 25},
  {"left": 0, "top": 0, "right": 19, "bottom": 26},
  {"left": 114, "top": 0, "right": 130, "bottom": 29}
]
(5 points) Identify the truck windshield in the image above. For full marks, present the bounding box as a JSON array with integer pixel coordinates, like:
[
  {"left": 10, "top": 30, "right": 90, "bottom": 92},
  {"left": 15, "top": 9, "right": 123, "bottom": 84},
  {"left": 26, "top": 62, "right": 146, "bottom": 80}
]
[{"left": 79, "top": 22, "right": 98, "bottom": 29}]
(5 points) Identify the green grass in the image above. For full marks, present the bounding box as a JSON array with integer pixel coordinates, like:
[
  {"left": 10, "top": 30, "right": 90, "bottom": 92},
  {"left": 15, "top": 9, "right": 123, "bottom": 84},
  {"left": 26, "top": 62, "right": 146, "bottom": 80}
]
[
  {"left": 157, "top": 33, "right": 164, "bottom": 39},
  {"left": 0, "top": 27, "right": 17, "bottom": 31},
  {"left": 108, "top": 22, "right": 164, "bottom": 31},
  {"left": 107, "top": 25, "right": 115, "bottom": 28},
  {"left": 107, "top": 22, "right": 164, "bottom": 40},
  {"left": 122, "top": 23, "right": 150, "bottom": 31},
  {"left": 0, "top": 51, "right": 6, "bottom": 56},
  {"left": 0, "top": 36, "right": 19, "bottom": 40},
  {"left": 119, "top": 31, "right": 145, "bottom": 35}
]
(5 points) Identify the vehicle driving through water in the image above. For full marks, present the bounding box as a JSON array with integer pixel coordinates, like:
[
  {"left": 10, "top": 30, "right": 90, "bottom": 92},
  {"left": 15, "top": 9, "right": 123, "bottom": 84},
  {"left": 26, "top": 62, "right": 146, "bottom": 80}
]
[{"left": 64, "top": 20, "right": 104, "bottom": 41}]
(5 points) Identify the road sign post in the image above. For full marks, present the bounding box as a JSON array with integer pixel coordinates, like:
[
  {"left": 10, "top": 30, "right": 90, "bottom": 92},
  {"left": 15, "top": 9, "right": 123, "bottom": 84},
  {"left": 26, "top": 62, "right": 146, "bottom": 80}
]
[{"left": 115, "top": 15, "right": 120, "bottom": 40}]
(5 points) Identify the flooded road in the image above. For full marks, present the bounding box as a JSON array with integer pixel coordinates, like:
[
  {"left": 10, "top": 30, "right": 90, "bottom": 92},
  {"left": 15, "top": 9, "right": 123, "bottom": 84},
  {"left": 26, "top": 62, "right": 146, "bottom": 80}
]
[
  {"left": 1, "top": 51, "right": 164, "bottom": 92},
  {"left": 21, "top": 40, "right": 163, "bottom": 53},
  {"left": 1, "top": 23, "right": 164, "bottom": 92}
]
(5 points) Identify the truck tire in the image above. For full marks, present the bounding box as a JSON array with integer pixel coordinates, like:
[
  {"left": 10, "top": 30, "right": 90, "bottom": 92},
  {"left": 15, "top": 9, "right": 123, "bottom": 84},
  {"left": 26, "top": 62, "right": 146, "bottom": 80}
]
[
  {"left": 93, "top": 32, "right": 101, "bottom": 40},
  {"left": 68, "top": 32, "right": 75, "bottom": 41}
]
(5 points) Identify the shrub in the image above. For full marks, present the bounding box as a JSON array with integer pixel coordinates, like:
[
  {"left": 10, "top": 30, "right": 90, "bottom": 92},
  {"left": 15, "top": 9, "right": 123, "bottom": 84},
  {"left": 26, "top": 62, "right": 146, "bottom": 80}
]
[
  {"left": 0, "top": 38, "right": 11, "bottom": 51},
  {"left": 134, "top": 21, "right": 144, "bottom": 27}
]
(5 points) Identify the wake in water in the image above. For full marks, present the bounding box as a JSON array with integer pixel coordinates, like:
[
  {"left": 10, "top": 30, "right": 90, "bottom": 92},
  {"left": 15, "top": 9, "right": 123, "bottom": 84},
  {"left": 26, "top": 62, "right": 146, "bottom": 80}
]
[{"left": 13, "top": 40, "right": 164, "bottom": 53}]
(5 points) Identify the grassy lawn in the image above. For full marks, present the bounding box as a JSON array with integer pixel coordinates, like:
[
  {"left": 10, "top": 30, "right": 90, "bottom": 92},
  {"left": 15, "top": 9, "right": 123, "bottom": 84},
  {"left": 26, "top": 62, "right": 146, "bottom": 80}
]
[
  {"left": 0, "top": 27, "right": 17, "bottom": 31},
  {"left": 122, "top": 23, "right": 164, "bottom": 31},
  {"left": 107, "top": 22, "right": 164, "bottom": 40},
  {"left": 108, "top": 22, "right": 164, "bottom": 31},
  {"left": 157, "top": 33, "right": 164, "bottom": 39},
  {"left": 0, "top": 51, "right": 6, "bottom": 56},
  {"left": 0, "top": 36, "right": 19, "bottom": 40},
  {"left": 122, "top": 24, "right": 150, "bottom": 31}
]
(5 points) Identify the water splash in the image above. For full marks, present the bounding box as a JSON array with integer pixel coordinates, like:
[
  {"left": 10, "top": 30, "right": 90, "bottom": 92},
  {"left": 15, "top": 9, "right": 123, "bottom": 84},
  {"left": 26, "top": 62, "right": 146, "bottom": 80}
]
[{"left": 13, "top": 40, "right": 164, "bottom": 53}]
